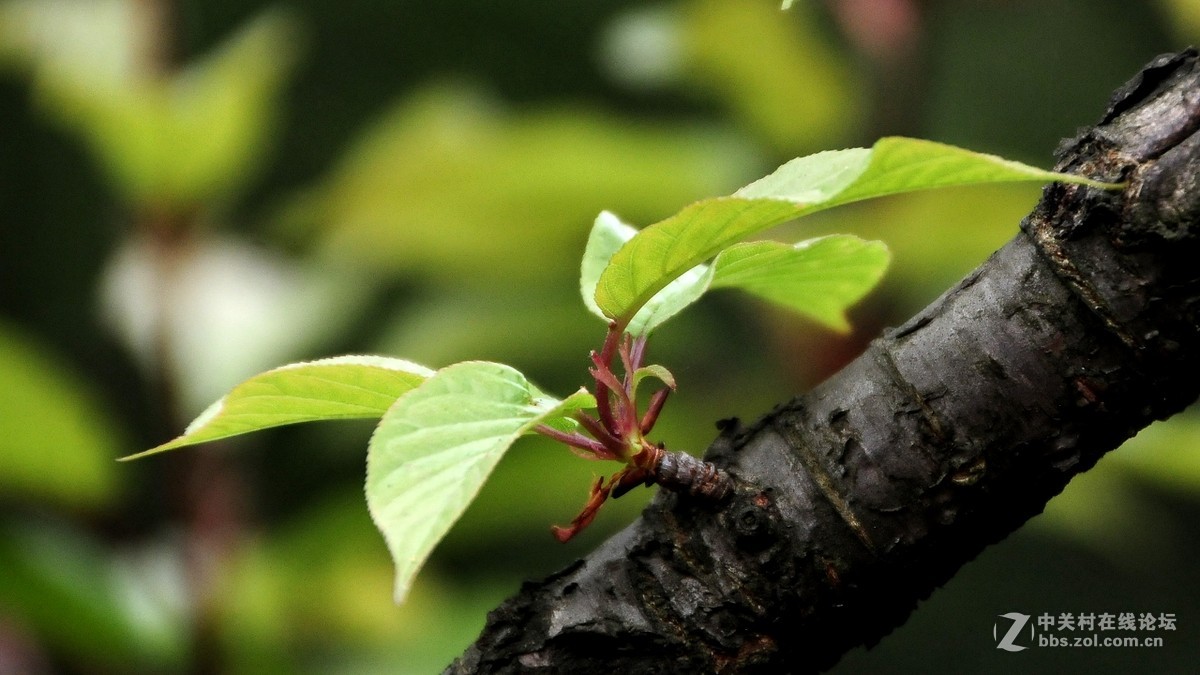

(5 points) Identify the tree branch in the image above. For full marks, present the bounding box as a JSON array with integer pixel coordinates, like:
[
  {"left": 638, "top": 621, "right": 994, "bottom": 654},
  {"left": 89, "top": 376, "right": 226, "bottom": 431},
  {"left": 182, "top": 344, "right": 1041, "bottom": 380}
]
[{"left": 449, "top": 49, "right": 1200, "bottom": 674}]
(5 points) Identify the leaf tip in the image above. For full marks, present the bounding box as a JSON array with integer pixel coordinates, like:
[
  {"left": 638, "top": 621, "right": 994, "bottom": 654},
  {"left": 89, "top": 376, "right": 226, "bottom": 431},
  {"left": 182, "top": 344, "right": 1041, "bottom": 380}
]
[
  {"left": 392, "top": 578, "right": 414, "bottom": 606},
  {"left": 824, "top": 315, "right": 854, "bottom": 335},
  {"left": 117, "top": 441, "right": 178, "bottom": 462}
]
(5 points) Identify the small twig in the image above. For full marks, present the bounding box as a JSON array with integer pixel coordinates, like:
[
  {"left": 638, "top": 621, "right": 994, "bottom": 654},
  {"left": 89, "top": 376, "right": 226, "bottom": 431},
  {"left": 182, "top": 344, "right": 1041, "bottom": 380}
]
[{"left": 533, "top": 424, "right": 613, "bottom": 459}]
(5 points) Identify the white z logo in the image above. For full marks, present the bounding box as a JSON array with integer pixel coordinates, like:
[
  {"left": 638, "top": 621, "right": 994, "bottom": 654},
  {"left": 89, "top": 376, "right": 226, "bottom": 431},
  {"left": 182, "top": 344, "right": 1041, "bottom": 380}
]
[{"left": 994, "top": 612, "right": 1032, "bottom": 652}]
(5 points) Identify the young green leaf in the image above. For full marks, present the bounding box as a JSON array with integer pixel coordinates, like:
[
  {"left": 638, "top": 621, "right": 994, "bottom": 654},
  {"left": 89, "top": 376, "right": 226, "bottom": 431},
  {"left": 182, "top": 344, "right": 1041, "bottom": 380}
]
[
  {"left": 579, "top": 210, "right": 718, "bottom": 335},
  {"left": 709, "top": 235, "right": 890, "bottom": 332},
  {"left": 365, "top": 361, "right": 594, "bottom": 604},
  {"left": 595, "top": 136, "right": 1120, "bottom": 327},
  {"left": 593, "top": 198, "right": 800, "bottom": 333},
  {"left": 581, "top": 211, "right": 890, "bottom": 335},
  {"left": 580, "top": 211, "right": 637, "bottom": 322},
  {"left": 123, "top": 355, "right": 434, "bottom": 459},
  {"left": 632, "top": 364, "right": 676, "bottom": 394}
]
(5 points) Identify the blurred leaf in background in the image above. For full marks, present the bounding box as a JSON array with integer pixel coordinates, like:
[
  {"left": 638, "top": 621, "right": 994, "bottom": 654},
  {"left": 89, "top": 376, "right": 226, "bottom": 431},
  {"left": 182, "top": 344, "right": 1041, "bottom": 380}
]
[
  {"left": 276, "top": 82, "right": 761, "bottom": 283},
  {"left": 599, "top": 0, "right": 861, "bottom": 152},
  {"left": 0, "top": 518, "right": 189, "bottom": 671},
  {"left": 1158, "top": 0, "right": 1200, "bottom": 42},
  {"left": 0, "top": 321, "right": 124, "bottom": 507},
  {"left": 0, "top": 0, "right": 297, "bottom": 207}
]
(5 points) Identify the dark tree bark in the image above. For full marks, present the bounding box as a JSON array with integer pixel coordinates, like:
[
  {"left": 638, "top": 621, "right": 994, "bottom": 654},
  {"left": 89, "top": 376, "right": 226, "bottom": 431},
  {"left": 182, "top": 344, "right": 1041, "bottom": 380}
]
[{"left": 449, "top": 50, "right": 1200, "bottom": 674}]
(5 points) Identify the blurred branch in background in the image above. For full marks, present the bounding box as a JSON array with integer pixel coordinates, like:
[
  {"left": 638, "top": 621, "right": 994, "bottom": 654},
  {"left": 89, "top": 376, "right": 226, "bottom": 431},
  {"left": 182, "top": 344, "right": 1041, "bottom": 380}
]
[{"left": 0, "top": 0, "right": 1197, "bottom": 672}]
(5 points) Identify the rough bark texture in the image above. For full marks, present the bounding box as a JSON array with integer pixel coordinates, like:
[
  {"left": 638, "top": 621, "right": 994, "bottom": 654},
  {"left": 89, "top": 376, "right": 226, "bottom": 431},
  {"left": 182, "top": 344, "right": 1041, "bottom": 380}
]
[{"left": 449, "top": 50, "right": 1200, "bottom": 674}]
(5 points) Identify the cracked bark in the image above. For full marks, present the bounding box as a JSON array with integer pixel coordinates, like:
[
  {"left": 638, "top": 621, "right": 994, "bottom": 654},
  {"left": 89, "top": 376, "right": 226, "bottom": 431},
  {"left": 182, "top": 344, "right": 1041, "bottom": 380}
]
[{"left": 448, "top": 49, "right": 1200, "bottom": 674}]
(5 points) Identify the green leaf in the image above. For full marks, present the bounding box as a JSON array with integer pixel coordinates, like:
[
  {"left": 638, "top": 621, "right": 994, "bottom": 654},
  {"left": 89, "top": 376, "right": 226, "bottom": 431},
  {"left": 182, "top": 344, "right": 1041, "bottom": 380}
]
[
  {"left": 630, "top": 363, "right": 677, "bottom": 409},
  {"left": 632, "top": 364, "right": 677, "bottom": 393},
  {"left": 582, "top": 212, "right": 890, "bottom": 335},
  {"left": 594, "top": 198, "right": 798, "bottom": 332},
  {"left": 710, "top": 235, "right": 890, "bottom": 332},
  {"left": 365, "top": 361, "right": 593, "bottom": 604},
  {"left": 580, "top": 211, "right": 637, "bottom": 322},
  {"left": 581, "top": 210, "right": 715, "bottom": 335},
  {"left": 125, "top": 356, "right": 434, "bottom": 459},
  {"left": 595, "top": 136, "right": 1119, "bottom": 327}
]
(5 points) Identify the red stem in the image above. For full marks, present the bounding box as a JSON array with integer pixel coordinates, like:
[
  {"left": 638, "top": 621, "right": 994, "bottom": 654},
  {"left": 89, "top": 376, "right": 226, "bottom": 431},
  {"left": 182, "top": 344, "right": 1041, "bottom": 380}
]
[
  {"left": 592, "top": 324, "right": 623, "bottom": 436},
  {"left": 574, "top": 412, "right": 624, "bottom": 453},
  {"left": 620, "top": 333, "right": 636, "bottom": 392},
  {"left": 546, "top": 324, "right": 682, "bottom": 541},
  {"left": 640, "top": 387, "right": 670, "bottom": 435},
  {"left": 534, "top": 424, "right": 613, "bottom": 458},
  {"left": 628, "top": 334, "right": 647, "bottom": 374}
]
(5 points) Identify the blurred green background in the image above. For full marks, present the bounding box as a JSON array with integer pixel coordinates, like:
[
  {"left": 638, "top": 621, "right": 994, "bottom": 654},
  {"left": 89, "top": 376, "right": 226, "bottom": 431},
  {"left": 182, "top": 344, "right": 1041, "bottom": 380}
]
[{"left": 1, "top": 0, "right": 1198, "bottom": 672}]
